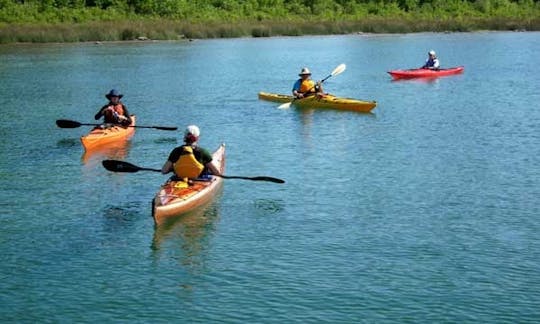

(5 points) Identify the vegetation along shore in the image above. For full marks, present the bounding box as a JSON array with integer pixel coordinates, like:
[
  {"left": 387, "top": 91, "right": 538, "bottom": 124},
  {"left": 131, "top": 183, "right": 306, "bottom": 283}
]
[{"left": 1, "top": 0, "right": 539, "bottom": 43}]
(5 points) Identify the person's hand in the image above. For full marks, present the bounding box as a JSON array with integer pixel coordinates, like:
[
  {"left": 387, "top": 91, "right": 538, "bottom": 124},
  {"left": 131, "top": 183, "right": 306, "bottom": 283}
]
[{"left": 296, "top": 93, "right": 304, "bottom": 99}]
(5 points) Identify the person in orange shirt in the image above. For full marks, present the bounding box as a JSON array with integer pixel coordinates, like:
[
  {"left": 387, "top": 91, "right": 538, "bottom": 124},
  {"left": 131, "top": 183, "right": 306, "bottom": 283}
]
[
  {"left": 292, "top": 68, "right": 324, "bottom": 99},
  {"left": 94, "top": 89, "right": 132, "bottom": 126}
]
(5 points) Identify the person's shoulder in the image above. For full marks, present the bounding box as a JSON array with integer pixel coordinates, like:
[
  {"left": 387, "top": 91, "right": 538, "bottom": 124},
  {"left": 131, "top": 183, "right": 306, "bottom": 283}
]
[{"left": 195, "top": 146, "right": 211, "bottom": 154}]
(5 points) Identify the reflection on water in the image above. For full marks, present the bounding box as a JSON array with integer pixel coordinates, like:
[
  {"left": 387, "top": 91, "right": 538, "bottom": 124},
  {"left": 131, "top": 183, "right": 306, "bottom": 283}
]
[
  {"left": 153, "top": 137, "right": 178, "bottom": 144},
  {"left": 390, "top": 76, "right": 441, "bottom": 84},
  {"left": 56, "top": 138, "right": 80, "bottom": 148},
  {"left": 81, "top": 140, "right": 132, "bottom": 165},
  {"left": 151, "top": 201, "right": 221, "bottom": 272},
  {"left": 253, "top": 198, "right": 285, "bottom": 215}
]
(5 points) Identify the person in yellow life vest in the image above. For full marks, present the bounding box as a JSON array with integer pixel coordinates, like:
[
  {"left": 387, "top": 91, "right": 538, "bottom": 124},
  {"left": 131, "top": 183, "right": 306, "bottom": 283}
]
[
  {"left": 94, "top": 89, "right": 132, "bottom": 126},
  {"left": 161, "top": 125, "right": 221, "bottom": 180},
  {"left": 292, "top": 67, "right": 324, "bottom": 99}
]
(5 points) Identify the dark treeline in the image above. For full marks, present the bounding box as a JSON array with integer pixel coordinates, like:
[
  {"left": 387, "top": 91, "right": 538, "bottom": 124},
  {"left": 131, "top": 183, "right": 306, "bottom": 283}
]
[{"left": 1, "top": 0, "right": 539, "bottom": 42}]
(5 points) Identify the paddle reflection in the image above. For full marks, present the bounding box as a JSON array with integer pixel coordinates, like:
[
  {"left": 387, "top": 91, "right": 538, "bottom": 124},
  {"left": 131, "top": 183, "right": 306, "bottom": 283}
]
[{"left": 151, "top": 202, "right": 221, "bottom": 271}]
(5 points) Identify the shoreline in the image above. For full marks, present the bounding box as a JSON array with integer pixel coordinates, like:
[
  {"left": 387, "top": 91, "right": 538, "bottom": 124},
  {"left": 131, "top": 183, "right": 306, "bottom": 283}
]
[{"left": 1, "top": 18, "right": 538, "bottom": 44}]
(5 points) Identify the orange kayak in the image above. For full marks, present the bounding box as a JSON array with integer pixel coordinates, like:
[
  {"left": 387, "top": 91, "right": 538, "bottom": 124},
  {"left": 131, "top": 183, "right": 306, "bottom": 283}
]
[
  {"left": 152, "top": 144, "right": 226, "bottom": 226},
  {"left": 80, "top": 115, "right": 136, "bottom": 151}
]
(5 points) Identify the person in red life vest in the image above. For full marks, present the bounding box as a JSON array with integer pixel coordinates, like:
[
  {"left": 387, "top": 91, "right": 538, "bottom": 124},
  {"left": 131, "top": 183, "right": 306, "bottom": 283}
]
[
  {"left": 161, "top": 125, "right": 221, "bottom": 181},
  {"left": 292, "top": 67, "right": 324, "bottom": 99},
  {"left": 94, "top": 89, "right": 132, "bottom": 126}
]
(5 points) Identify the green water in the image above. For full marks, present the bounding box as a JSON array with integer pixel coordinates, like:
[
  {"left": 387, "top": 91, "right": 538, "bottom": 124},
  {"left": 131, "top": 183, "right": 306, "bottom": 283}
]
[{"left": 1, "top": 32, "right": 539, "bottom": 322}]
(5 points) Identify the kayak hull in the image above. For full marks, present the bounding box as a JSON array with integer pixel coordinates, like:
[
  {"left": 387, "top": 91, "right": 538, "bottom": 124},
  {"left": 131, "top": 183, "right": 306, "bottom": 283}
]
[
  {"left": 80, "top": 115, "right": 136, "bottom": 151},
  {"left": 152, "top": 144, "right": 226, "bottom": 226},
  {"left": 258, "top": 92, "right": 377, "bottom": 113},
  {"left": 388, "top": 66, "right": 464, "bottom": 80}
]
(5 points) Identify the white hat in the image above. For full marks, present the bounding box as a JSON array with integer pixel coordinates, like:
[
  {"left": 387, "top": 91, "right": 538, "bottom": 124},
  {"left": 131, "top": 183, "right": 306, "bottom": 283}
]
[
  {"left": 185, "top": 125, "right": 200, "bottom": 137},
  {"left": 428, "top": 50, "right": 436, "bottom": 56},
  {"left": 299, "top": 67, "right": 311, "bottom": 76}
]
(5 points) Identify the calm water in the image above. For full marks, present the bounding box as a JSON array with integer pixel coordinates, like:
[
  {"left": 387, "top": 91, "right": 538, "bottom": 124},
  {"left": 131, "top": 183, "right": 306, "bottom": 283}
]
[{"left": 1, "top": 32, "right": 539, "bottom": 322}]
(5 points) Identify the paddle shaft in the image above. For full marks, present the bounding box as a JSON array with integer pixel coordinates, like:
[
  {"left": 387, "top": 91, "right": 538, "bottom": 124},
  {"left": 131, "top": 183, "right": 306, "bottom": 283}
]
[
  {"left": 56, "top": 119, "right": 177, "bottom": 131},
  {"left": 102, "top": 160, "right": 285, "bottom": 183}
]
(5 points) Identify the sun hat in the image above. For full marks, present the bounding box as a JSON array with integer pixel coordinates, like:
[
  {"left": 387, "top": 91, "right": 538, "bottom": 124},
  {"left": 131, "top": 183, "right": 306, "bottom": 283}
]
[
  {"left": 428, "top": 50, "right": 436, "bottom": 56},
  {"left": 299, "top": 68, "right": 311, "bottom": 76},
  {"left": 105, "top": 89, "right": 123, "bottom": 99}
]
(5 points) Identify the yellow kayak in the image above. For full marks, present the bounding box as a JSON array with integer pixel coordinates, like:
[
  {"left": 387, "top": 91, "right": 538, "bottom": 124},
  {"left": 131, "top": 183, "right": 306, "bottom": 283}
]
[{"left": 258, "top": 92, "right": 376, "bottom": 113}]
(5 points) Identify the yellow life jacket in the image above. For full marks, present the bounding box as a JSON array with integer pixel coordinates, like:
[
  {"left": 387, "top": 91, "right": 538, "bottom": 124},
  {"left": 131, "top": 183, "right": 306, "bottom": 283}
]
[
  {"left": 298, "top": 79, "right": 316, "bottom": 94},
  {"left": 173, "top": 146, "right": 205, "bottom": 179}
]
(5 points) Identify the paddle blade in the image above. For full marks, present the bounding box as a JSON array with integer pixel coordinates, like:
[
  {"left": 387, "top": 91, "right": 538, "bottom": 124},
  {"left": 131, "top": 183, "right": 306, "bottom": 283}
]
[
  {"left": 56, "top": 119, "right": 82, "bottom": 128},
  {"left": 331, "top": 63, "right": 346, "bottom": 77},
  {"left": 102, "top": 160, "right": 141, "bottom": 173},
  {"left": 153, "top": 126, "right": 178, "bottom": 131},
  {"left": 218, "top": 175, "right": 285, "bottom": 183},
  {"left": 278, "top": 102, "right": 292, "bottom": 109},
  {"left": 249, "top": 176, "right": 285, "bottom": 183}
]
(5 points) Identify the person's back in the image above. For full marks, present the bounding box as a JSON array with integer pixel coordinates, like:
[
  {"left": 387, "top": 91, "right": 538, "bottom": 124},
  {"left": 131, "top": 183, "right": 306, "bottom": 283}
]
[{"left": 161, "top": 125, "right": 220, "bottom": 181}]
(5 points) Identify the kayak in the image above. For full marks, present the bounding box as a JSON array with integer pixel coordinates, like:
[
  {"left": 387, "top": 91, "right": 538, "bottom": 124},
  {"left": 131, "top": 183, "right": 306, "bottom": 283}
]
[
  {"left": 80, "top": 115, "right": 136, "bottom": 151},
  {"left": 152, "top": 144, "right": 226, "bottom": 226},
  {"left": 258, "top": 92, "right": 377, "bottom": 113},
  {"left": 388, "top": 66, "right": 464, "bottom": 80}
]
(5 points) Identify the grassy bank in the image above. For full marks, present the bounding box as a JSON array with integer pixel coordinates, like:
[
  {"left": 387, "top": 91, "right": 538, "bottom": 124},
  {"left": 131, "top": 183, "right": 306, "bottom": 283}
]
[
  {"left": 1, "top": 17, "right": 539, "bottom": 43},
  {"left": 1, "top": 0, "right": 539, "bottom": 43}
]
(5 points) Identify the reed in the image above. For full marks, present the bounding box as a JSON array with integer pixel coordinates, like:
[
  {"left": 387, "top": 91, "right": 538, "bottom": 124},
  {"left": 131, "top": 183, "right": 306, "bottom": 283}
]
[{"left": 1, "top": 17, "right": 539, "bottom": 44}]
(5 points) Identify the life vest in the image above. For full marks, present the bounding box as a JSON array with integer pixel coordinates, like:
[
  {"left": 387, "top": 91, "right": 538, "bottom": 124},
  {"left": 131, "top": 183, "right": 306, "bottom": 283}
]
[
  {"left": 103, "top": 104, "right": 126, "bottom": 123},
  {"left": 173, "top": 146, "right": 205, "bottom": 179},
  {"left": 298, "top": 79, "right": 317, "bottom": 94}
]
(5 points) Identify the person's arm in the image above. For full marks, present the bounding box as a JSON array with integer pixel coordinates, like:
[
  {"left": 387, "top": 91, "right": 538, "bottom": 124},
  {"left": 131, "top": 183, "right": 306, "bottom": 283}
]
[
  {"left": 120, "top": 104, "right": 132, "bottom": 125},
  {"left": 95, "top": 105, "right": 106, "bottom": 120},
  {"left": 433, "top": 59, "right": 440, "bottom": 69},
  {"left": 205, "top": 161, "right": 221, "bottom": 176},
  {"left": 315, "top": 81, "right": 324, "bottom": 94},
  {"left": 161, "top": 148, "right": 180, "bottom": 174},
  {"left": 161, "top": 160, "right": 173, "bottom": 174},
  {"left": 292, "top": 79, "right": 302, "bottom": 98}
]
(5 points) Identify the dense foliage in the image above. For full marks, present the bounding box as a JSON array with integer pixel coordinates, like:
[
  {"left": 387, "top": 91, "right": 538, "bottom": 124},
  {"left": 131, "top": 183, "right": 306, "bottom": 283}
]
[
  {"left": 1, "top": 0, "right": 539, "bottom": 42},
  {"left": 1, "top": 0, "right": 539, "bottom": 23}
]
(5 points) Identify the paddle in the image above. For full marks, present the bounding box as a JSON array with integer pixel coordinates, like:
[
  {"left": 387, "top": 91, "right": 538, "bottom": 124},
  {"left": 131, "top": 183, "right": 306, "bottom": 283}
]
[
  {"left": 102, "top": 160, "right": 285, "bottom": 184},
  {"left": 278, "top": 63, "right": 347, "bottom": 109},
  {"left": 56, "top": 119, "right": 178, "bottom": 131}
]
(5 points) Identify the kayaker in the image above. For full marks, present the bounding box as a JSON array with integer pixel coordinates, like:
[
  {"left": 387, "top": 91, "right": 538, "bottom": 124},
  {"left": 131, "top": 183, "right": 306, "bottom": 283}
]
[
  {"left": 292, "top": 67, "right": 324, "bottom": 99},
  {"left": 422, "top": 50, "right": 440, "bottom": 70},
  {"left": 94, "top": 89, "right": 132, "bottom": 126},
  {"left": 161, "top": 125, "right": 221, "bottom": 181}
]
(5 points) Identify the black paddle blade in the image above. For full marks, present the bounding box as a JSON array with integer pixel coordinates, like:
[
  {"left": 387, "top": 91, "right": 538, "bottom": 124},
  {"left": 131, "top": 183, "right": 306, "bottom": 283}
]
[
  {"left": 102, "top": 160, "right": 141, "bottom": 173},
  {"left": 218, "top": 175, "right": 285, "bottom": 183},
  {"left": 250, "top": 176, "right": 285, "bottom": 183},
  {"left": 153, "top": 126, "right": 178, "bottom": 131},
  {"left": 56, "top": 119, "right": 82, "bottom": 128}
]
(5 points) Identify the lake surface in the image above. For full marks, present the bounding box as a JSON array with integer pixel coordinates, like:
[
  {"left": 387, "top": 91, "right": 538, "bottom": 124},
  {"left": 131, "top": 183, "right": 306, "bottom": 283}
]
[{"left": 1, "top": 32, "right": 539, "bottom": 322}]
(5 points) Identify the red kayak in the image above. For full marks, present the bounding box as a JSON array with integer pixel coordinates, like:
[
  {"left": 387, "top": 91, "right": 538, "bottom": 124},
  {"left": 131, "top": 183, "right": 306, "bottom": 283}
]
[{"left": 388, "top": 66, "right": 464, "bottom": 80}]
